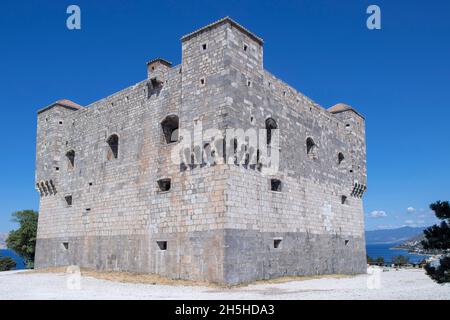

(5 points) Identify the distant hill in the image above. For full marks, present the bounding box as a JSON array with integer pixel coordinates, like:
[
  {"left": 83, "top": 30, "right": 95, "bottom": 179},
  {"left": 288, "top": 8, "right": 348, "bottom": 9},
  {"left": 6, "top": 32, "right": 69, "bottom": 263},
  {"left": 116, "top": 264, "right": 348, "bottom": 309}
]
[
  {"left": 365, "top": 226, "right": 427, "bottom": 244},
  {"left": 0, "top": 232, "right": 8, "bottom": 249}
]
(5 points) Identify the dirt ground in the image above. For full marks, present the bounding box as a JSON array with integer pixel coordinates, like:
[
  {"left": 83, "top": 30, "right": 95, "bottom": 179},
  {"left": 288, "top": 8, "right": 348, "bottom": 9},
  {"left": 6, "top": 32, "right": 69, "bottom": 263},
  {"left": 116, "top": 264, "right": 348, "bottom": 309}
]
[{"left": 0, "top": 267, "right": 449, "bottom": 300}]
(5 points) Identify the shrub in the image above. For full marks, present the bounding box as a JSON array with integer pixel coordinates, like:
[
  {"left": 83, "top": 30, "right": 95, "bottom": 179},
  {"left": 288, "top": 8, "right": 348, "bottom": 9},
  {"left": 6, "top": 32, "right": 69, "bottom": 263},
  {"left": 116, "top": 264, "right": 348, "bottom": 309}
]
[{"left": 0, "top": 256, "right": 16, "bottom": 271}]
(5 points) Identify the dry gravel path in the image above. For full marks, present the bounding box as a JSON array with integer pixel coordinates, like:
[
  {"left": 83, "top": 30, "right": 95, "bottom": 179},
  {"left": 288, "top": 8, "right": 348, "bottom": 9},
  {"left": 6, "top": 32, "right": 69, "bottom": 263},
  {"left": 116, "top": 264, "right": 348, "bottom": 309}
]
[{"left": 0, "top": 268, "right": 449, "bottom": 300}]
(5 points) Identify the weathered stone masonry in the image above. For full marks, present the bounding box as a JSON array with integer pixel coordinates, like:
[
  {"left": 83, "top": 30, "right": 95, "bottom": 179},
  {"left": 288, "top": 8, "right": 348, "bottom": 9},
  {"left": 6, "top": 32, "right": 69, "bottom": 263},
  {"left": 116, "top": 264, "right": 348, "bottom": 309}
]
[{"left": 35, "top": 17, "right": 367, "bottom": 284}]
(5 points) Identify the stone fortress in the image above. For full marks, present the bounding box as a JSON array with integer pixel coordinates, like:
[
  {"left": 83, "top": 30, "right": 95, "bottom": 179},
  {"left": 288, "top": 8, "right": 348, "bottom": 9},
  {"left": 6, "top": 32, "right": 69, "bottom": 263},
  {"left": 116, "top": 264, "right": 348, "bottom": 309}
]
[{"left": 35, "top": 17, "right": 367, "bottom": 284}]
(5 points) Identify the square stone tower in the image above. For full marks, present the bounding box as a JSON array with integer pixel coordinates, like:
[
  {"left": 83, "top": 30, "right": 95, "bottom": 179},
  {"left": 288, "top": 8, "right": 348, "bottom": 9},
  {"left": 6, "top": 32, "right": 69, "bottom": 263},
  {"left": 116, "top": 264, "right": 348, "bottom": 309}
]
[{"left": 35, "top": 17, "right": 367, "bottom": 285}]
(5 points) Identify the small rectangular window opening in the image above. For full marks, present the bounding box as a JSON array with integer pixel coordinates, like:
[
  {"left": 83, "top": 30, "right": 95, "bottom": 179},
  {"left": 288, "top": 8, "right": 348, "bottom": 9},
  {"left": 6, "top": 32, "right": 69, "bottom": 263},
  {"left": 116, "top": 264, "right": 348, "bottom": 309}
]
[
  {"left": 200, "top": 78, "right": 205, "bottom": 86},
  {"left": 62, "top": 242, "right": 69, "bottom": 250},
  {"left": 270, "top": 179, "right": 282, "bottom": 192},
  {"left": 274, "top": 238, "right": 282, "bottom": 249},
  {"left": 344, "top": 240, "right": 349, "bottom": 246},
  {"left": 65, "top": 195, "right": 72, "bottom": 207},
  {"left": 157, "top": 178, "right": 171, "bottom": 192},
  {"left": 341, "top": 195, "right": 347, "bottom": 205},
  {"left": 243, "top": 44, "right": 248, "bottom": 51},
  {"left": 202, "top": 43, "right": 207, "bottom": 50},
  {"left": 157, "top": 241, "right": 167, "bottom": 251}
]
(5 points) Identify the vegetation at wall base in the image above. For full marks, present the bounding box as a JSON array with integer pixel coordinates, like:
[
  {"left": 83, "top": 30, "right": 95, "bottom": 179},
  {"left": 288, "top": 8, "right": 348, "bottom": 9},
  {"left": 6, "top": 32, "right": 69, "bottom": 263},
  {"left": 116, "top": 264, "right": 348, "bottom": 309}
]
[
  {"left": 391, "top": 255, "right": 409, "bottom": 266},
  {"left": 424, "top": 256, "right": 450, "bottom": 284},
  {"left": 6, "top": 210, "right": 38, "bottom": 268},
  {"left": 0, "top": 255, "right": 16, "bottom": 271}
]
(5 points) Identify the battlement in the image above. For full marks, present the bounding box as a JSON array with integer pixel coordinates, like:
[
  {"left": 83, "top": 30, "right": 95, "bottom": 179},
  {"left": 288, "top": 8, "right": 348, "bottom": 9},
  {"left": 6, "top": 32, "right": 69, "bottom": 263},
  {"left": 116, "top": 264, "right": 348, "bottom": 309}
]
[
  {"left": 181, "top": 16, "right": 263, "bottom": 45},
  {"left": 37, "top": 99, "right": 84, "bottom": 114},
  {"left": 328, "top": 103, "right": 365, "bottom": 120}
]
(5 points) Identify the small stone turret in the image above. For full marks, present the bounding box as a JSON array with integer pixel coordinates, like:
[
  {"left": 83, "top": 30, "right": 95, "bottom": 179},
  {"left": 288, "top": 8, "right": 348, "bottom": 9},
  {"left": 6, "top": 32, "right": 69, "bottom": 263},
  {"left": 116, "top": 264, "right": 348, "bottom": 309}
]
[
  {"left": 328, "top": 103, "right": 367, "bottom": 197},
  {"left": 146, "top": 58, "right": 172, "bottom": 97},
  {"left": 35, "top": 99, "right": 84, "bottom": 196},
  {"left": 328, "top": 103, "right": 365, "bottom": 134},
  {"left": 147, "top": 58, "right": 172, "bottom": 82}
]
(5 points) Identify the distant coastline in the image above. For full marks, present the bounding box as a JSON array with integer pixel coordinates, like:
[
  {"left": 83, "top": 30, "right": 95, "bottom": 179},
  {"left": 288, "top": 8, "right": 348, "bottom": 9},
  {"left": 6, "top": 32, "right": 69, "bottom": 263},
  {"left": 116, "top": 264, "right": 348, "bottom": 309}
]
[
  {"left": 390, "top": 232, "right": 446, "bottom": 256},
  {"left": 364, "top": 226, "right": 443, "bottom": 262},
  {"left": 366, "top": 243, "right": 430, "bottom": 264}
]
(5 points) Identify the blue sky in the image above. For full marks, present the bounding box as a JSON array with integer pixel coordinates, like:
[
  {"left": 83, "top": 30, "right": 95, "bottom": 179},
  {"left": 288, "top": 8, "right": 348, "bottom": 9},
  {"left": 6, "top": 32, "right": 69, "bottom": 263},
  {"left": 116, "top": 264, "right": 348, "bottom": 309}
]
[{"left": 0, "top": 0, "right": 449, "bottom": 232}]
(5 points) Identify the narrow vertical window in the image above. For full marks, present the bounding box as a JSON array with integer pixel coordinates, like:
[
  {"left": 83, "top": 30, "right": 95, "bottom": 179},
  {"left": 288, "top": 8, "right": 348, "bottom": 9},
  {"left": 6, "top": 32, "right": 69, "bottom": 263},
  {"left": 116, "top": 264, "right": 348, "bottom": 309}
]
[
  {"left": 306, "top": 137, "right": 317, "bottom": 160},
  {"left": 265, "top": 118, "right": 277, "bottom": 145},
  {"left": 66, "top": 150, "right": 75, "bottom": 169},
  {"left": 338, "top": 152, "right": 345, "bottom": 165},
  {"left": 106, "top": 134, "right": 119, "bottom": 160}
]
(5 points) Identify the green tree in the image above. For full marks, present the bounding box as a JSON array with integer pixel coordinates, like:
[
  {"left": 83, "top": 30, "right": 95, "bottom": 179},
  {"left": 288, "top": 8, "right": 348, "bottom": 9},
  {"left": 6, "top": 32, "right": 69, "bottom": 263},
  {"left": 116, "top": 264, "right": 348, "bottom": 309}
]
[
  {"left": 367, "top": 255, "right": 373, "bottom": 264},
  {"left": 375, "top": 257, "right": 385, "bottom": 265},
  {"left": 422, "top": 201, "right": 450, "bottom": 250},
  {"left": 0, "top": 256, "right": 16, "bottom": 271},
  {"left": 424, "top": 256, "right": 450, "bottom": 284},
  {"left": 422, "top": 201, "right": 450, "bottom": 283},
  {"left": 6, "top": 210, "right": 38, "bottom": 268},
  {"left": 392, "top": 255, "right": 409, "bottom": 266}
]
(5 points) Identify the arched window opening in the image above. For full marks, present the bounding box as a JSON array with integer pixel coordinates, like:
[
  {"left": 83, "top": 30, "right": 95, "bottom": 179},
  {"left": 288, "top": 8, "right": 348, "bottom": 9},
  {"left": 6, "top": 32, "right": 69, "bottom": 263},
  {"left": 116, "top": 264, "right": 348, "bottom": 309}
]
[
  {"left": 306, "top": 137, "right": 317, "bottom": 160},
  {"left": 202, "top": 143, "right": 211, "bottom": 167},
  {"left": 106, "top": 134, "right": 119, "bottom": 160},
  {"left": 161, "top": 115, "right": 179, "bottom": 144},
  {"left": 338, "top": 152, "right": 345, "bottom": 165},
  {"left": 265, "top": 118, "right": 278, "bottom": 145},
  {"left": 66, "top": 150, "right": 75, "bottom": 169}
]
